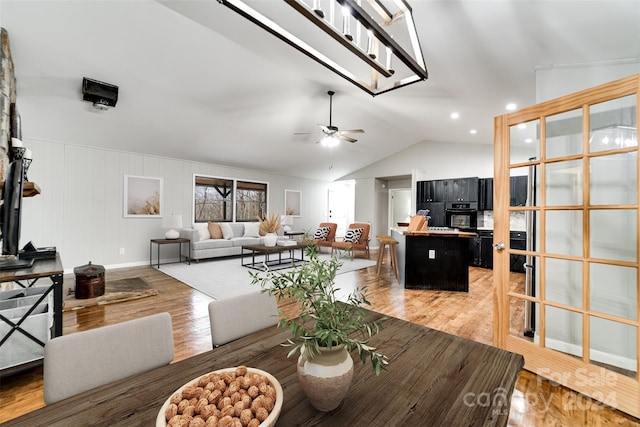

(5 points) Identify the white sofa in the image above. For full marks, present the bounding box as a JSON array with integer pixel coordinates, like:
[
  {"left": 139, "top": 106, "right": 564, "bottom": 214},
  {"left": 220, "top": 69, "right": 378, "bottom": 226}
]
[{"left": 179, "top": 222, "right": 266, "bottom": 262}]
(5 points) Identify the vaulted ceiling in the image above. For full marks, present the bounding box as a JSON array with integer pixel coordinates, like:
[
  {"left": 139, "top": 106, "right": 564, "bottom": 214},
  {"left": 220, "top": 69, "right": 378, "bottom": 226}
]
[{"left": 2, "top": 0, "right": 639, "bottom": 181}]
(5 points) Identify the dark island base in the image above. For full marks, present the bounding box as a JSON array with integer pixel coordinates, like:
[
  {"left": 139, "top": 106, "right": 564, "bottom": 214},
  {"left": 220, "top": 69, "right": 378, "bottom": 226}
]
[{"left": 405, "top": 235, "right": 470, "bottom": 292}]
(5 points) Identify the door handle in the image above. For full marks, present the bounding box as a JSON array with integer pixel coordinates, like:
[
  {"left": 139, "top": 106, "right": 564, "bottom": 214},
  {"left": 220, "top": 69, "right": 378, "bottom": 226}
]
[{"left": 493, "top": 242, "right": 506, "bottom": 251}]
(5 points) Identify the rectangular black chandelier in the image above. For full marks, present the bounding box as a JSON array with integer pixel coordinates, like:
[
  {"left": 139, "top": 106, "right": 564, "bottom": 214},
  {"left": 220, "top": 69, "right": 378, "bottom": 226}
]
[{"left": 218, "top": 0, "right": 428, "bottom": 96}]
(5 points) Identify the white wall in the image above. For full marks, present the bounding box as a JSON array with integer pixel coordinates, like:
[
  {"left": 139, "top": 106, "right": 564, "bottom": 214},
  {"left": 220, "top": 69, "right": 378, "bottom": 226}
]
[
  {"left": 340, "top": 140, "right": 494, "bottom": 226},
  {"left": 21, "top": 137, "right": 330, "bottom": 272}
]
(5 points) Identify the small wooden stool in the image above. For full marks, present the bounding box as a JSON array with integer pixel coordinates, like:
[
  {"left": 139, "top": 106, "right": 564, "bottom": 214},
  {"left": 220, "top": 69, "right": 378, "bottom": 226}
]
[{"left": 376, "top": 235, "right": 399, "bottom": 281}]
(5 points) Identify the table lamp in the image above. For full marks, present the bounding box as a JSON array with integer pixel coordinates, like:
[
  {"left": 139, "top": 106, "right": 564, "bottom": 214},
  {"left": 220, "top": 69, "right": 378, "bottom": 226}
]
[
  {"left": 163, "top": 214, "right": 183, "bottom": 239},
  {"left": 281, "top": 215, "right": 294, "bottom": 233}
]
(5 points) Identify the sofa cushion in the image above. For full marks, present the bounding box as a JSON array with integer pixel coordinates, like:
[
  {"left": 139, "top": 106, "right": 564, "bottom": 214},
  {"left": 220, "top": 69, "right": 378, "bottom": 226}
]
[
  {"left": 243, "top": 222, "right": 261, "bottom": 238},
  {"left": 231, "top": 237, "right": 262, "bottom": 247},
  {"left": 229, "top": 223, "right": 245, "bottom": 237},
  {"left": 208, "top": 222, "right": 223, "bottom": 239},
  {"left": 193, "top": 239, "right": 234, "bottom": 250},
  {"left": 314, "top": 226, "right": 331, "bottom": 241},
  {"left": 344, "top": 228, "right": 364, "bottom": 243},
  {"left": 220, "top": 223, "right": 234, "bottom": 239},
  {"left": 192, "top": 223, "right": 211, "bottom": 241}
]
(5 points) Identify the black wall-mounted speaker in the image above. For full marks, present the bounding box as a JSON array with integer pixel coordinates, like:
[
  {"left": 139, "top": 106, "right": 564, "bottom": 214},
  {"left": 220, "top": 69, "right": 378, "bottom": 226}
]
[{"left": 82, "top": 77, "right": 118, "bottom": 109}]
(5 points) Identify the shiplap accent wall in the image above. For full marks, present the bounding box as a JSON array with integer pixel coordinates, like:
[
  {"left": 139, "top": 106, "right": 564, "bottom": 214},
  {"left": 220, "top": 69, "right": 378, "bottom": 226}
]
[{"left": 21, "top": 138, "right": 330, "bottom": 272}]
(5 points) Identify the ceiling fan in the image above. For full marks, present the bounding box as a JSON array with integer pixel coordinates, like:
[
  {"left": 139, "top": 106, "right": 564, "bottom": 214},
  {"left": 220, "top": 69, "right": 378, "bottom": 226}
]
[{"left": 295, "top": 91, "right": 364, "bottom": 146}]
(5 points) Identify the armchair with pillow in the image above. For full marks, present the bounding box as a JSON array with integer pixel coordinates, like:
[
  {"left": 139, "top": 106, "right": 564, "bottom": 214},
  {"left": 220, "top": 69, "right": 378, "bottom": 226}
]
[
  {"left": 331, "top": 223, "right": 370, "bottom": 260},
  {"left": 312, "top": 222, "right": 337, "bottom": 253}
]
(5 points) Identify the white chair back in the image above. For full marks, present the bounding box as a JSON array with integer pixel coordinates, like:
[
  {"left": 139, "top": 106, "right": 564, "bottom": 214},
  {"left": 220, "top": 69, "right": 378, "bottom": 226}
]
[
  {"left": 43, "top": 312, "right": 174, "bottom": 404},
  {"left": 208, "top": 291, "right": 278, "bottom": 347}
]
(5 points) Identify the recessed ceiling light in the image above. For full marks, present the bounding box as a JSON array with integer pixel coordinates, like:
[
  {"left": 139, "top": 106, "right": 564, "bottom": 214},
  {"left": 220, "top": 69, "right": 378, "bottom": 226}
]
[
  {"left": 524, "top": 138, "right": 533, "bottom": 143},
  {"left": 450, "top": 112, "right": 459, "bottom": 119},
  {"left": 470, "top": 129, "right": 477, "bottom": 134},
  {"left": 506, "top": 103, "right": 517, "bottom": 111},
  {"left": 517, "top": 123, "right": 527, "bottom": 129}
]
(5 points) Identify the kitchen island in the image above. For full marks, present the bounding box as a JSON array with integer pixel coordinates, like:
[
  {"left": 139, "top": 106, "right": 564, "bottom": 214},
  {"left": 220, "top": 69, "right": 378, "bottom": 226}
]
[{"left": 391, "top": 227, "right": 477, "bottom": 292}]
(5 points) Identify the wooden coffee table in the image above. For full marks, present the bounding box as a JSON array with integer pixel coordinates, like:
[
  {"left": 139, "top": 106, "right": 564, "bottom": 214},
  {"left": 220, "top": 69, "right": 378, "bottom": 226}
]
[{"left": 241, "top": 241, "right": 312, "bottom": 271}]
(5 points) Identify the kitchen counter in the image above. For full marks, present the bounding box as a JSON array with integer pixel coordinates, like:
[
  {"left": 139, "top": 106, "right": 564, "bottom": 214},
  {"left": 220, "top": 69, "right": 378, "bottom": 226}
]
[{"left": 391, "top": 228, "right": 472, "bottom": 292}]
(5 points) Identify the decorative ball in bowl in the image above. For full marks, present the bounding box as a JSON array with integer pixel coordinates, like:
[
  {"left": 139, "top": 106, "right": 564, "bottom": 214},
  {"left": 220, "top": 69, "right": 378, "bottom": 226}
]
[{"left": 156, "top": 366, "right": 283, "bottom": 427}]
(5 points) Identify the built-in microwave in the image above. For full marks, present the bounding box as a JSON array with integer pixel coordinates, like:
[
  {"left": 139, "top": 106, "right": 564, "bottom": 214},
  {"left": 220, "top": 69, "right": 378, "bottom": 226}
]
[{"left": 445, "top": 202, "right": 477, "bottom": 231}]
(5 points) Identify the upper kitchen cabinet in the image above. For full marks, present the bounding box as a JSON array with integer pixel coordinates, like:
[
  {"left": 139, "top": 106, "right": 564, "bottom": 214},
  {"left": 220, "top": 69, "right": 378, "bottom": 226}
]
[
  {"left": 446, "top": 177, "right": 478, "bottom": 203},
  {"left": 417, "top": 180, "right": 447, "bottom": 202},
  {"left": 510, "top": 176, "right": 528, "bottom": 206},
  {"left": 478, "top": 178, "right": 494, "bottom": 211}
]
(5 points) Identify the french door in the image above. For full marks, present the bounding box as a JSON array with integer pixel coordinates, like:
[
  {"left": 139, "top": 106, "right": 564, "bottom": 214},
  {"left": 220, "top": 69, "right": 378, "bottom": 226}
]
[{"left": 493, "top": 74, "right": 640, "bottom": 417}]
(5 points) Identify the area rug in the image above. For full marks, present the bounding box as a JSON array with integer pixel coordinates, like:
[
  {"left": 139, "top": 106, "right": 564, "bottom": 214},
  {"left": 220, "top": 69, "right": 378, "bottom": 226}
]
[
  {"left": 159, "top": 253, "right": 376, "bottom": 301},
  {"left": 63, "top": 277, "right": 158, "bottom": 311}
]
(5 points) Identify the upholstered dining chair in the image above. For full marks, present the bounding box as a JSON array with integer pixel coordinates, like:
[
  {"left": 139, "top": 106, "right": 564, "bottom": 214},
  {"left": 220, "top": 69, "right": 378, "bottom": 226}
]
[
  {"left": 313, "top": 222, "right": 337, "bottom": 253},
  {"left": 208, "top": 290, "right": 279, "bottom": 347},
  {"left": 331, "top": 222, "right": 371, "bottom": 260},
  {"left": 43, "top": 312, "right": 174, "bottom": 404}
]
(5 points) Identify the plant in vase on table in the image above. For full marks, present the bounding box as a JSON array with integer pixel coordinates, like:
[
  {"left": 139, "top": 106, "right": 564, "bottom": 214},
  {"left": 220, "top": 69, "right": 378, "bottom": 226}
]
[
  {"left": 258, "top": 213, "right": 281, "bottom": 247},
  {"left": 250, "top": 245, "right": 388, "bottom": 411}
]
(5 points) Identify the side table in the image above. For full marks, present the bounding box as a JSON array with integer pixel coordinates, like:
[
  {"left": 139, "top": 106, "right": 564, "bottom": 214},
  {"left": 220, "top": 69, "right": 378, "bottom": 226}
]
[
  {"left": 149, "top": 238, "right": 191, "bottom": 268},
  {"left": 284, "top": 231, "right": 305, "bottom": 242}
]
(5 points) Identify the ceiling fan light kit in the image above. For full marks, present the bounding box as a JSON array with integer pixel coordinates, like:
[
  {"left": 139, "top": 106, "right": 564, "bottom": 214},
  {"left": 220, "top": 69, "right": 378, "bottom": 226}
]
[
  {"left": 218, "top": 0, "right": 427, "bottom": 96},
  {"left": 295, "top": 90, "right": 364, "bottom": 146}
]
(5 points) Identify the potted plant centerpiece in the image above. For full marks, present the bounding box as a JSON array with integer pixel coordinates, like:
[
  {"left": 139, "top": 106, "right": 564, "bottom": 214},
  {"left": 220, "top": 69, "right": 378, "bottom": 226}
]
[
  {"left": 250, "top": 245, "right": 388, "bottom": 411},
  {"left": 258, "top": 213, "right": 281, "bottom": 247}
]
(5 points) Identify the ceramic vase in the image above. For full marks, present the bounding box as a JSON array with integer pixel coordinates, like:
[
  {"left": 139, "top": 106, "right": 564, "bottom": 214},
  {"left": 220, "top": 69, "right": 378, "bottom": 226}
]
[
  {"left": 263, "top": 233, "right": 278, "bottom": 247},
  {"left": 297, "top": 344, "right": 354, "bottom": 411}
]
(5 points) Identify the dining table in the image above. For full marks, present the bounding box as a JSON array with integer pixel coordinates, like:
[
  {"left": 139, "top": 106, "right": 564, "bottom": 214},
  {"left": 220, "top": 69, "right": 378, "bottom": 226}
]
[{"left": 1, "top": 308, "right": 524, "bottom": 426}]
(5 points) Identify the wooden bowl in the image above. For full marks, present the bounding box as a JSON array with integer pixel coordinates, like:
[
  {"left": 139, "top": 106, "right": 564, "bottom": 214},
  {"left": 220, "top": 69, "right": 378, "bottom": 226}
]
[{"left": 156, "top": 367, "right": 283, "bottom": 427}]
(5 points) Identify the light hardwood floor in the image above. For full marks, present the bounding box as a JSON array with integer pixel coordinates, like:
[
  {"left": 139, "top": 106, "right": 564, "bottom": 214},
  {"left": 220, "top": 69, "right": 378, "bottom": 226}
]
[{"left": 0, "top": 254, "right": 638, "bottom": 426}]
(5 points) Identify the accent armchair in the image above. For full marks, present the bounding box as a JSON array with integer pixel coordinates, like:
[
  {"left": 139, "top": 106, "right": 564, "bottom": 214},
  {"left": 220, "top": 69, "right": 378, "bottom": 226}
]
[
  {"left": 313, "top": 222, "right": 338, "bottom": 253},
  {"left": 331, "top": 222, "right": 371, "bottom": 260}
]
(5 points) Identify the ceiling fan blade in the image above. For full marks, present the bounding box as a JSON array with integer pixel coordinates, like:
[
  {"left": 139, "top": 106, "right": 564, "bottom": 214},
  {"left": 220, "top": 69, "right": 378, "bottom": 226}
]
[
  {"left": 339, "top": 129, "right": 365, "bottom": 134},
  {"left": 337, "top": 135, "right": 358, "bottom": 143}
]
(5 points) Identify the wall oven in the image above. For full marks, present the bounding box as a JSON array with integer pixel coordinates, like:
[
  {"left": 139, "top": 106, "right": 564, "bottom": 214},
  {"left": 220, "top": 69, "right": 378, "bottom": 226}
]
[{"left": 445, "top": 202, "right": 477, "bottom": 231}]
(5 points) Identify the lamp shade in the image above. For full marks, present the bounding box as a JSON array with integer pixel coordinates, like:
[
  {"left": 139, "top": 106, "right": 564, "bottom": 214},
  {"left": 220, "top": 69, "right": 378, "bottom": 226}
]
[
  {"left": 281, "top": 215, "right": 294, "bottom": 226},
  {"left": 162, "top": 214, "right": 183, "bottom": 239}
]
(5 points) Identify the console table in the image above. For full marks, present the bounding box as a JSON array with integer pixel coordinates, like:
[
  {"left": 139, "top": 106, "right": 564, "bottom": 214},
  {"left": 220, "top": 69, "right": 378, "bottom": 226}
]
[
  {"left": 149, "top": 238, "right": 191, "bottom": 268},
  {"left": 0, "top": 254, "right": 63, "bottom": 376}
]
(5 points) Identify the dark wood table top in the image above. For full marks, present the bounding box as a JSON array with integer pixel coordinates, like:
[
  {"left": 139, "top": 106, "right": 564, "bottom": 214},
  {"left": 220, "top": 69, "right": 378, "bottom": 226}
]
[
  {"left": 242, "top": 241, "right": 312, "bottom": 253},
  {"left": 2, "top": 309, "right": 524, "bottom": 427},
  {"left": 150, "top": 238, "right": 190, "bottom": 244},
  {"left": 0, "top": 253, "right": 63, "bottom": 282}
]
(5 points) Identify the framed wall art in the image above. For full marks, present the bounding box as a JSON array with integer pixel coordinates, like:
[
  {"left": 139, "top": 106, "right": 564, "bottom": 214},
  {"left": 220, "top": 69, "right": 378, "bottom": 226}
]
[
  {"left": 284, "top": 189, "right": 301, "bottom": 217},
  {"left": 124, "top": 175, "right": 163, "bottom": 218}
]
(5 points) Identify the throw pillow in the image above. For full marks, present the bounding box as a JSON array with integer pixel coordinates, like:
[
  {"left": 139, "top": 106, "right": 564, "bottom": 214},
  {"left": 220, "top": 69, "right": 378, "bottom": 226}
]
[
  {"left": 313, "top": 226, "right": 331, "bottom": 241},
  {"left": 192, "top": 223, "right": 211, "bottom": 241},
  {"left": 343, "top": 228, "right": 364, "bottom": 243},
  {"left": 208, "top": 222, "right": 223, "bottom": 239},
  {"left": 243, "top": 222, "right": 261, "bottom": 238},
  {"left": 219, "top": 222, "right": 234, "bottom": 240}
]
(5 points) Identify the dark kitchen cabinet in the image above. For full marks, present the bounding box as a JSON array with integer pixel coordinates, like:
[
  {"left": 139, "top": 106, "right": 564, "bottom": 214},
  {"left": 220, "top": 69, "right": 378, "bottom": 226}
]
[
  {"left": 510, "top": 231, "right": 526, "bottom": 273},
  {"left": 510, "top": 176, "right": 528, "bottom": 207},
  {"left": 446, "top": 177, "right": 478, "bottom": 202},
  {"left": 417, "top": 180, "right": 446, "bottom": 202},
  {"left": 478, "top": 178, "right": 494, "bottom": 211},
  {"left": 470, "top": 230, "right": 494, "bottom": 268}
]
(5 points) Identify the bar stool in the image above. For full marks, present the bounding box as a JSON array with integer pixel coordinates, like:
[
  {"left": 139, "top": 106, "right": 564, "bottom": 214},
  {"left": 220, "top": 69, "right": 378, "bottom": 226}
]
[{"left": 376, "top": 234, "right": 399, "bottom": 282}]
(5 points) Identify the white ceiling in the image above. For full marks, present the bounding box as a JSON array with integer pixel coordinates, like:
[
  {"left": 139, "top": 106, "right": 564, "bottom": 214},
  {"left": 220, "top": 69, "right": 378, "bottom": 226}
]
[{"left": 1, "top": 0, "right": 639, "bottom": 181}]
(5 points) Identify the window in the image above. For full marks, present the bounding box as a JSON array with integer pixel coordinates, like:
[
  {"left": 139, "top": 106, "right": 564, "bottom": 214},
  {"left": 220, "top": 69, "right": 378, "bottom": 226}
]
[
  {"left": 236, "top": 180, "right": 267, "bottom": 222},
  {"left": 194, "top": 177, "right": 233, "bottom": 222},
  {"left": 194, "top": 176, "right": 268, "bottom": 223}
]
